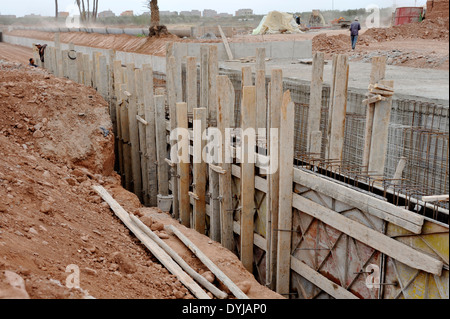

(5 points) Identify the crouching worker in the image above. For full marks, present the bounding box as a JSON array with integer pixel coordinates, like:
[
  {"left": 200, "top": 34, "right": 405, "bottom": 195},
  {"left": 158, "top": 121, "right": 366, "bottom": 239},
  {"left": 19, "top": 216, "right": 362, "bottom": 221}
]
[{"left": 29, "top": 58, "right": 38, "bottom": 68}]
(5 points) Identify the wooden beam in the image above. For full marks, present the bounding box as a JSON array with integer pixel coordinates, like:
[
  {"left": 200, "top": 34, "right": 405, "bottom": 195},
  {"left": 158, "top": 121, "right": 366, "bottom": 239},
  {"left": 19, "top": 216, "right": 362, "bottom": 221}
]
[
  {"left": 242, "top": 66, "right": 253, "bottom": 87},
  {"left": 307, "top": 52, "right": 325, "bottom": 153},
  {"left": 193, "top": 108, "right": 207, "bottom": 234},
  {"left": 327, "top": 54, "right": 349, "bottom": 162},
  {"left": 166, "top": 225, "right": 249, "bottom": 299},
  {"left": 200, "top": 45, "right": 209, "bottom": 109},
  {"left": 186, "top": 56, "right": 197, "bottom": 114},
  {"left": 255, "top": 69, "right": 267, "bottom": 135},
  {"left": 217, "top": 75, "right": 235, "bottom": 250},
  {"left": 93, "top": 186, "right": 210, "bottom": 299},
  {"left": 422, "top": 195, "right": 449, "bottom": 203},
  {"left": 113, "top": 61, "right": 124, "bottom": 177},
  {"left": 143, "top": 64, "right": 158, "bottom": 206},
  {"left": 130, "top": 214, "right": 227, "bottom": 299},
  {"left": 240, "top": 86, "right": 257, "bottom": 273},
  {"left": 218, "top": 25, "right": 233, "bottom": 61},
  {"left": 126, "top": 63, "right": 143, "bottom": 201},
  {"left": 120, "top": 84, "right": 132, "bottom": 191},
  {"left": 155, "top": 95, "right": 170, "bottom": 197},
  {"left": 177, "top": 102, "right": 191, "bottom": 227},
  {"left": 208, "top": 45, "right": 219, "bottom": 123},
  {"left": 362, "top": 56, "right": 387, "bottom": 173},
  {"left": 267, "top": 69, "right": 283, "bottom": 290},
  {"left": 290, "top": 257, "right": 359, "bottom": 299},
  {"left": 167, "top": 56, "right": 179, "bottom": 219},
  {"left": 276, "top": 90, "right": 295, "bottom": 295},
  {"left": 135, "top": 68, "right": 149, "bottom": 205},
  {"left": 292, "top": 193, "right": 443, "bottom": 276},
  {"left": 293, "top": 168, "right": 424, "bottom": 233}
]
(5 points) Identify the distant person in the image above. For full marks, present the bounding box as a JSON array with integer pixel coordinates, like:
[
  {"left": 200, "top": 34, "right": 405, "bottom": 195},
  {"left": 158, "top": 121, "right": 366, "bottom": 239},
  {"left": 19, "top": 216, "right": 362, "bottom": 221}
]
[
  {"left": 35, "top": 44, "right": 47, "bottom": 63},
  {"left": 29, "top": 58, "right": 38, "bottom": 67},
  {"left": 350, "top": 17, "right": 361, "bottom": 51},
  {"left": 295, "top": 15, "right": 301, "bottom": 25}
]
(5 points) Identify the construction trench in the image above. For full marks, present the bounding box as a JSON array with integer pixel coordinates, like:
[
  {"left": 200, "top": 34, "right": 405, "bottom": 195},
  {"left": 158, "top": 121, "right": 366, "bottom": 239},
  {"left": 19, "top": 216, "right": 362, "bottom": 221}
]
[{"left": 0, "top": 29, "right": 448, "bottom": 299}]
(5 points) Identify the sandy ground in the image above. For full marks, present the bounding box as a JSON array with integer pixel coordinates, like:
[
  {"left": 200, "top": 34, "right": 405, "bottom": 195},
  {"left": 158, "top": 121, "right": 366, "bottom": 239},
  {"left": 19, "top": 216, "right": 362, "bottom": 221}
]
[
  {"left": 0, "top": 60, "right": 282, "bottom": 299},
  {"left": 0, "top": 43, "right": 35, "bottom": 65}
]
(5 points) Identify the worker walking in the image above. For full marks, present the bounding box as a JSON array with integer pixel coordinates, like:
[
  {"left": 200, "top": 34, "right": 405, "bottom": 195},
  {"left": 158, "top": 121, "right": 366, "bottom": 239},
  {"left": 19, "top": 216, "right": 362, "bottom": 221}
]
[{"left": 350, "top": 17, "right": 361, "bottom": 51}]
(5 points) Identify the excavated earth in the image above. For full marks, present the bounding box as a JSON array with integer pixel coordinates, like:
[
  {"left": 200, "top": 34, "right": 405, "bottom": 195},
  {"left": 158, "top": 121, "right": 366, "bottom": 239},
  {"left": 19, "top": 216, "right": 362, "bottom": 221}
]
[{"left": 0, "top": 60, "right": 282, "bottom": 299}]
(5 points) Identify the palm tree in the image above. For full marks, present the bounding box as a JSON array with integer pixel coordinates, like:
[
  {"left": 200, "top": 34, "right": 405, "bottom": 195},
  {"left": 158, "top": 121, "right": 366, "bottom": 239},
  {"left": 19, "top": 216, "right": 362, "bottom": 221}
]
[
  {"left": 74, "top": 0, "right": 99, "bottom": 23},
  {"left": 148, "top": 0, "right": 168, "bottom": 37},
  {"left": 55, "top": 0, "right": 59, "bottom": 20}
]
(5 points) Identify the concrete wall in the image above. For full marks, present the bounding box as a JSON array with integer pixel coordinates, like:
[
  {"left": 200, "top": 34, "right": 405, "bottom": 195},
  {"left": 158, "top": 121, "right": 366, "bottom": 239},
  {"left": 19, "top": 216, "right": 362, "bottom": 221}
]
[{"left": 3, "top": 34, "right": 166, "bottom": 73}]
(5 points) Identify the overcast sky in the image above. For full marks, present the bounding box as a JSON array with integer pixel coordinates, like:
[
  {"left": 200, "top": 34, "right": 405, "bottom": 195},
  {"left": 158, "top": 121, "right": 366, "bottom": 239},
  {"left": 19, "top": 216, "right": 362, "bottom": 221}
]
[{"left": 0, "top": 0, "right": 427, "bottom": 17}]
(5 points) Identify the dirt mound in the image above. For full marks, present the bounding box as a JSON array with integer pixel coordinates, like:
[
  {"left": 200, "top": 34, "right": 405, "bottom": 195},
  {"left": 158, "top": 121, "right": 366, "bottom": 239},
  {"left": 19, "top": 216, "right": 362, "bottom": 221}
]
[
  {"left": 0, "top": 61, "right": 114, "bottom": 175},
  {"left": 363, "top": 18, "right": 449, "bottom": 41},
  {"left": 0, "top": 61, "right": 281, "bottom": 299},
  {"left": 427, "top": 0, "right": 450, "bottom": 20}
]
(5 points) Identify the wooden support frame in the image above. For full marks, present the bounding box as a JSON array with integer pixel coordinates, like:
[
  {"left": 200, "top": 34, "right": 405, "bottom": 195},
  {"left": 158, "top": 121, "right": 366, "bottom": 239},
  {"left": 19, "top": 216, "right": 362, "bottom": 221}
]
[
  {"left": 292, "top": 193, "right": 443, "bottom": 276},
  {"left": 193, "top": 108, "right": 207, "bottom": 234},
  {"left": 276, "top": 90, "right": 295, "bottom": 295},
  {"left": 217, "top": 75, "right": 235, "bottom": 250},
  {"left": 240, "top": 86, "right": 257, "bottom": 273},
  {"left": 218, "top": 25, "right": 234, "bottom": 61}
]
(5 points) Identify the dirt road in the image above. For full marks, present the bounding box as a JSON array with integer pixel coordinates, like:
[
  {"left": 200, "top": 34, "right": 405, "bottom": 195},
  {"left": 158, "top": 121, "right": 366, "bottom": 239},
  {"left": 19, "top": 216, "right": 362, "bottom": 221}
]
[{"left": 0, "top": 42, "right": 33, "bottom": 64}]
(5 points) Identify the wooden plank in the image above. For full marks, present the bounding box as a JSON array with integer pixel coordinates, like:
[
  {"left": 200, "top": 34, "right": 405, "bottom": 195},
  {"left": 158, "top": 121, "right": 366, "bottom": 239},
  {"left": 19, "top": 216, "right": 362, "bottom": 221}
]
[
  {"left": 242, "top": 66, "right": 253, "bottom": 87},
  {"left": 208, "top": 45, "right": 219, "bottom": 123},
  {"left": 167, "top": 56, "right": 179, "bottom": 219},
  {"left": 193, "top": 108, "right": 207, "bottom": 234},
  {"left": 362, "top": 56, "right": 387, "bottom": 172},
  {"left": 267, "top": 69, "right": 283, "bottom": 290},
  {"left": 292, "top": 193, "right": 443, "bottom": 276},
  {"left": 200, "top": 45, "right": 209, "bottom": 109},
  {"left": 142, "top": 64, "right": 158, "bottom": 206},
  {"left": 93, "top": 186, "right": 210, "bottom": 299},
  {"left": 293, "top": 168, "right": 425, "bottom": 233},
  {"left": 130, "top": 214, "right": 228, "bottom": 299},
  {"left": 166, "top": 225, "right": 249, "bottom": 299},
  {"left": 422, "top": 195, "right": 449, "bottom": 203},
  {"left": 290, "top": 257, "right": 359, "bottom": 299},
  {"left": 240, "top": 86, "right": 257, "bottom": 273},
  {"left": 327, "top": 54, "right": 349, "bottom": 162},
  {"left": 307, "top": 52, "right": 325, "bottom": 153},
  {"left": 186, "top": 56, "right": 197, "bottom": 114},
  {"left": 155, "top": 95, "right": 170, "bottom": 197},
  {"left": 177, "top": 102, "right": 191, "bottom": 227},
  {"left": 120, "top": 84, "right": 132, "bottom": 191},
  {"left": 368, "top": 79, "right": 395, "bottom": 176},
  {"left": 256, "top": 48, "right": 266, "bottom": 72},
  {"left": 135, "top": 68, "right": 149, "bottom": 205},
  {"left": 217, "top": 75, "right": 235, "bottom": 250},
  {"left": 113, "top": 62, "right": 124, "bottom": 177},
  {"left": 276, "top": 90, "right": 295, "bottom": 295},
  {"left": 255, "top": 69, "right": 267, "bottom": 135},
  {"left": 126, "top": 64, "right": 143, "bottom": 201},
  {"left": 218, "top": 25, "right": 234, "bottom": 61}
]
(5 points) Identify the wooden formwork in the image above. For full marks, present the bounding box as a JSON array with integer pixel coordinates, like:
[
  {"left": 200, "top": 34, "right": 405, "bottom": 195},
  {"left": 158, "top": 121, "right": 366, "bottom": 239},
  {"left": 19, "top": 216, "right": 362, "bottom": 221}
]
[{"left": 41, "top": 37, "right": 449, "bottom": 299}]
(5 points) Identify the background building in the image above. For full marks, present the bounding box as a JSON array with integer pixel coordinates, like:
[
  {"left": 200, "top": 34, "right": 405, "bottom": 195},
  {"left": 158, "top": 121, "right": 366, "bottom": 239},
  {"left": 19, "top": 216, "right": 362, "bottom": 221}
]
[{"left": 235, "top": 9, "right": 254, "bottom": 16}]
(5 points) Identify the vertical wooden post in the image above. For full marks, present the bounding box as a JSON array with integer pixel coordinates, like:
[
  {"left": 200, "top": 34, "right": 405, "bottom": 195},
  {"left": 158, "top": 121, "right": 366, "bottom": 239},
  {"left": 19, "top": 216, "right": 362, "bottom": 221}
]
[
  {"left": 362, "top": 56, "right": 388, "bottom": 174},
  {"left": 276, "top": 91, "right": 295, "bottom": 295},
  {"left": 208, "top": 45, "right": 219, "bottom": 123},
  {"left": 307, "top": 52, "right": 325, "bottom": 154},
  {"left": 242, "top": 66, "right": 253, "bottom": 87},
  {"left": 68, "top": 43, "right": 77, "bottom": 82},
  {"left": 121, "top": 83, "right": 132, "bottom": 191},
  {"left": 82, "top": 54, "right": 91, "bottom": 86},
  {"left": 143, "top": 64, "right": 158, "bottom": 206},
  {"left": 173, "top": 43, "right": 183, "bottom": 103},
  {"left": 208, "top": 45, "right": 220, "bottom": 241},
  {"left": 255, "top": 48, "right": 267, "bottom": 137},
  {"left": 126, "top": 63, "right": 143, "bottom": 201},
  {"left": 113, "top": 61, "right": 124, "bottom": 177},
  {"left": 193, "top": 108, "right": 207, "bottom": 234},
  {"left": 76, "top": 52, "right": 84, "bottom": 84},
  {"left": 176, "top": 102, "right": 190, "bottom": 227},
  {"left": 186, "top": 56, "right": 197, "bottom": 114},
  {"left": 325, "top": 55, "right": 339, "bottom": 159},
  {"left": 369, "top": 79, "right": 394, "bottom": 176},
  {"left": 98, "top": 55, "right": 108, "bottom": 98},
  {"left": 62, "top": 50, "right": 69, "bottom": 78},
  {"left": 267, "top": 69, "right": 283, "bottom": 290},
  {"left": 217, "top": 75, "right": 235, "bottom": 250},
  {"left": 167, "top": 56, "right": 179, "bottom": 219},
  {"left": 240, "top": 86, "right": 257, "bottom": 273},
  {"left": 327, "top": 54, "right": 349, "bottom": 162},
  {"left": 155, "top": 95, "right": 169, "bottom": 196},
  {"left": 200, "top": 45, "right": 209, "bottom": 108},
  {"left": 135, "top": 68, "right": 149, "bottom": 205}
]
